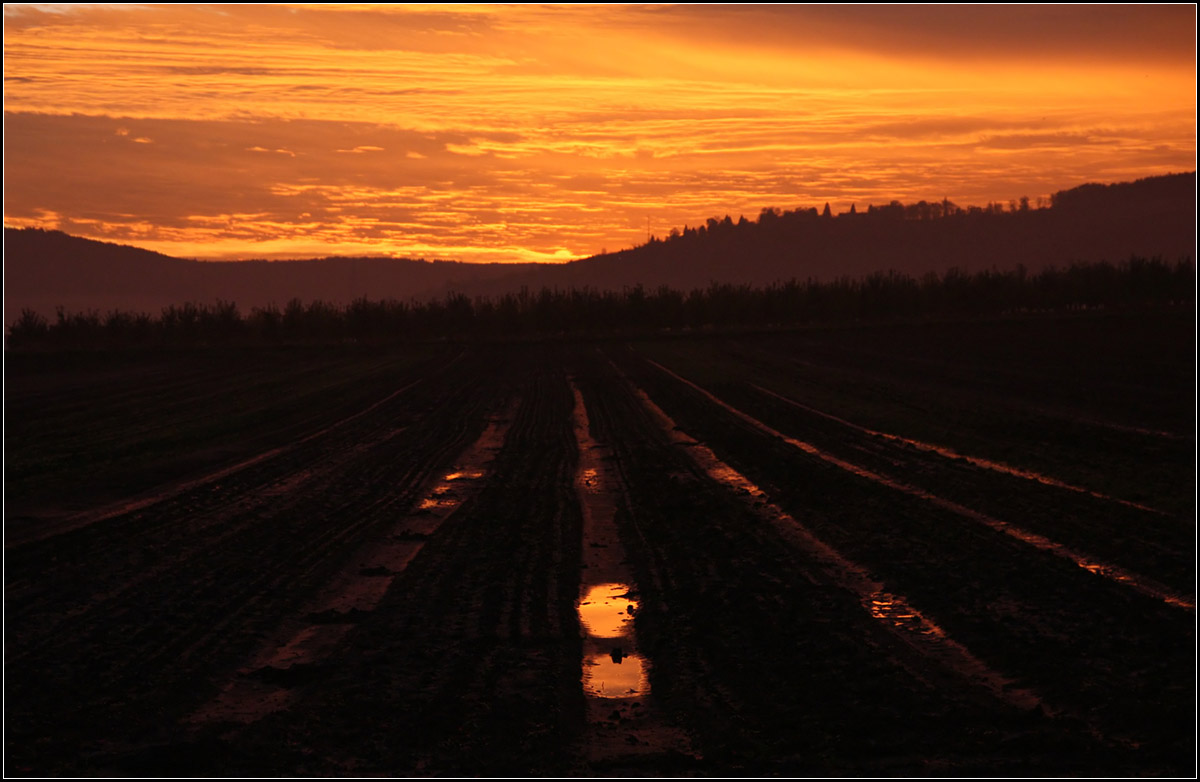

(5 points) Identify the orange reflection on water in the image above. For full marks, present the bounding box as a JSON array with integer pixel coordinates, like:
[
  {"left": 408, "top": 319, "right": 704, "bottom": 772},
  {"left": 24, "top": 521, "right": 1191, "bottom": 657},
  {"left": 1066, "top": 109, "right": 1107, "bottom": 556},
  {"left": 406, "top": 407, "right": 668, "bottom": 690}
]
[
  {"left": 579, "top": 582, "right": 638, "bottom": 639},
  {"left": 416, "top": 467, "right": 485, "bottom": 511},
  {"left": 416, "top": 491, "right": 458, "bottom": 511},
  {"left": 577, "top": 582, "right": 647, "bottom": 699},
  {"left": 584, "top": 652, "right": 645, "bottom": 698},
  {"left": 443, "top": 469, "right": 485, "bottom": 482},
  {"left": 870, "top": 594, "right": 942, "bottom": 637}
]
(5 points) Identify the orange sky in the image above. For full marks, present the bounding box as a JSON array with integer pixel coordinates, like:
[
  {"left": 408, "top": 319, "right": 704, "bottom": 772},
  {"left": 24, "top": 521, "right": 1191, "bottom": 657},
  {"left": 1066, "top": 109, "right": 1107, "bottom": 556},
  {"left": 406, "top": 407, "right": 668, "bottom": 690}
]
[{"left": 4, "top": 4, "right": 1196, "bottom": 263}]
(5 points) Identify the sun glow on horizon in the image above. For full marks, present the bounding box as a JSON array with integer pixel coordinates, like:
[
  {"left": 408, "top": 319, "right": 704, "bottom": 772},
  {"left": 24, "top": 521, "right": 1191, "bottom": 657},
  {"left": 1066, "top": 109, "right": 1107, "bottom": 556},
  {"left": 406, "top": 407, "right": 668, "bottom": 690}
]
[{"left": 4, "top": 3, "right": 1195, "bottom": 262}]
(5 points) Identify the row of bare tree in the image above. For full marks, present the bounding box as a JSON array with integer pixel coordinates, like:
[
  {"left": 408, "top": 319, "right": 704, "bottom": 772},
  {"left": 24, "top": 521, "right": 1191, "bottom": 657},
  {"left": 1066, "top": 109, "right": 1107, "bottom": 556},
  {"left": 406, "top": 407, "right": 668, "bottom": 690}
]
[{"left": 6, "top": 257, "right": 1192, "bottom": 350}]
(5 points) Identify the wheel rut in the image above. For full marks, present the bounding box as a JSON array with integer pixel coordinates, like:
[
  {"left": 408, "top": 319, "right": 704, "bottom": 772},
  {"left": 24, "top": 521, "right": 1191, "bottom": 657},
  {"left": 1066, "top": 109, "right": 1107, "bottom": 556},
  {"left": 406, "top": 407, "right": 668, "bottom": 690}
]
[
  {"left": 4, "top": 355, "right": 499, "bottom": 775},
  {"left": 645, "top": 356, "right": 1191, "bottom": 610},
  {"left": 615, "top": 347, "right": 1193, "bottom": 765},
  {"left": 569, "top": 378, "right": 697, "bottom": 771},
  {"left": 189, "top": 398, "right": 517, "bottom": 728},
  {"left": 198, "top": 356, "right": 586, "bottom": 776},
  {"left": 570, "top": 352, "right": 1111, "bottom": 775}
]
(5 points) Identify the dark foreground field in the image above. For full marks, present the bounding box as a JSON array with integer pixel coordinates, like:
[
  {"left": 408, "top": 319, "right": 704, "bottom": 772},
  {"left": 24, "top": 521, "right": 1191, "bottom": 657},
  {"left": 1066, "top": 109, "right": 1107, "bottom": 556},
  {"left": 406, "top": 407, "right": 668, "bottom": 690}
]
[{"left": 4, "top": 311, "right": 1195, "bottom": 776}]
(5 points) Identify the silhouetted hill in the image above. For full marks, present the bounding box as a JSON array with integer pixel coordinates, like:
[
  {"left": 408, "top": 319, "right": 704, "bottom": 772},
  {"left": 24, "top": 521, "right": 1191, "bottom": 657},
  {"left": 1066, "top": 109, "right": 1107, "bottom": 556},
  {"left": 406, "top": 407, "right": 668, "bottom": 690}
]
[
  {"left": 3, "top": 229, "right": 540, "bottom": 323},
  {"left": 454, "top": 172, "right": 1196, "bottom": 298},
  {"left": 5, "top": 173, "right": 1193, "bottom": 323},
  {"left": 5, "top": 231, "right": 197, "bottom": 321}
]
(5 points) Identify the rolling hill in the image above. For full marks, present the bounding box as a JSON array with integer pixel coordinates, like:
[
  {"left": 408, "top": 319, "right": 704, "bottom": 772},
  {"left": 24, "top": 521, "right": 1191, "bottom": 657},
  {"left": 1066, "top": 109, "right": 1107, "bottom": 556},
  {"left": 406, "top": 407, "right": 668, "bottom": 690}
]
[{"left": 5, "top": 172, "right": 1194, "bottom": 324}]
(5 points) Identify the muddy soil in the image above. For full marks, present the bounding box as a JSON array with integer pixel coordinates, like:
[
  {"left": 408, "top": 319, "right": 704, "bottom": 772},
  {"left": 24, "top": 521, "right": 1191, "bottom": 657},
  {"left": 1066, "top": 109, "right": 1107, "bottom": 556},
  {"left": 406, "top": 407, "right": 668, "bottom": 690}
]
[
  {"left": 609, "top": 343, "right": 1193, "bottom": 773},
  {"left": 574, "top": 356, "right": 1122, "bottom": 775},
  {"left": 6, "top": 348, "right": 504, "bottom": 774},
  {"left": 4, "top": 323, "right": 1194, "bottom": 776}
]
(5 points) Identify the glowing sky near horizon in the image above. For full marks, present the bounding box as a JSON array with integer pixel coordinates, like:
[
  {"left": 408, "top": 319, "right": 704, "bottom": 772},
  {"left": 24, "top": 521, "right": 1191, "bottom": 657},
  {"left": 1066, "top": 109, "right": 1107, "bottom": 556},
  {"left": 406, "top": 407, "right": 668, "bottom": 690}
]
[{"left": 3, "top": 4, "right": 1195, "bottom": 262}]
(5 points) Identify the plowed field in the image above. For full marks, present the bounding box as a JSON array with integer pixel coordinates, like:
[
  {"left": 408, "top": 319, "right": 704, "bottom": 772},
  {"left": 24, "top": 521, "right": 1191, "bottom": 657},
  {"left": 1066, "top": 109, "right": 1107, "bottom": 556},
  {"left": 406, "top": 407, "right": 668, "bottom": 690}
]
[{"left": 5, "top": 312, "right": 1195, "bottom": 776}]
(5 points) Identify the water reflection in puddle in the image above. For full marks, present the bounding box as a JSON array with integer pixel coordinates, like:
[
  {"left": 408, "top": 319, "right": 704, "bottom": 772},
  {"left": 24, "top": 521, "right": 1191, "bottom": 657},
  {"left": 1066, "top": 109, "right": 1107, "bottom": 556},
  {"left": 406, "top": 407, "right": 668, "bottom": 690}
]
[
  {"left": 584, "top": 652, "right": 645, "bottom": 698},
  {"left": 578, "top": 582, "right": 646, "bottom": 699},
  {"left": 417, "top": 468, "right": 487, "bottom": 511},
  {"left": 579, "top": 583, "right": 638, "bottom": 638},
  {"left": 444, "top": 469, "right": 486, "bottom": 482},
  {"left": 417, "top": 492, "right": 458, "bottom": 511},
  {"left": 870, "top": 594, "right": 940, "bottom": 636}
]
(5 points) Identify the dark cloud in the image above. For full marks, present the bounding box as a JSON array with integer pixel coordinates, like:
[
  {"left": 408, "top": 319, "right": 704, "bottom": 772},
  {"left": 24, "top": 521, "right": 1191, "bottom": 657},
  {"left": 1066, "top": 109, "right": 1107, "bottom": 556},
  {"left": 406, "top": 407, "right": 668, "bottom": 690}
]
[{"left": 638, "top": 5, "right": 1196, "bottom": 67}]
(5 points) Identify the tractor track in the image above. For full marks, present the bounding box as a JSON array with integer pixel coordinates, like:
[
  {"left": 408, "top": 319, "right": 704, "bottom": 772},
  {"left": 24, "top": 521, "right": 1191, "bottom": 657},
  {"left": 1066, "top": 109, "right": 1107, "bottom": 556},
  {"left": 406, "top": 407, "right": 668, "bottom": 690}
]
[
  {"left": 4, "top": 351, "right": 500, "bottom": 774},
  {"left": 642, "top": 355, "right": 1191, "bottom": 608},
  {"left": 195, "top": 351, "right": 587, "bottom": 776},
  {"left": 614, "top": 345, "right": 1194, "bottom": 770},
  {"left": 5, "top": 329, "right": 1192, "bottom": 777},
  {"left": 572, "top": 351, "right": 1120, "bottom": 774},
  {"left": 5, "top": 352, "right": 472, "bottom": 643}
]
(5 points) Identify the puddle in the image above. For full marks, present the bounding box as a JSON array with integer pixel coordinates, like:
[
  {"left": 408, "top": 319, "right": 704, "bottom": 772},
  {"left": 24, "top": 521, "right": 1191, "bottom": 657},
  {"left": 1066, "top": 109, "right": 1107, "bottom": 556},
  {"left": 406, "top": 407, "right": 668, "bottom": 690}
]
[
  {"left": 644, "top": 360, "right": 1191, "bottom": 612},
  {"left": 625, "top": 366, "right": 1044, "bottom": 713},
  {"left": 585, "top": 649, "right": 647, "bottom": 698},
  {"left": 752, "top": 384, "right": 1169, "bottom": 516},
  {"left": 444, "top": 469, "right": 485, "bottom": 482},
  {"left": 870, "top": 594, "right": 941, "bottom": 636},
  {"left": 580, "top": 583, "right": 639, "bottom": 638},
  {"left": 415, "top": 468, "right": 489, "bottom": 511},
  {"left": 417, "top": 493, "right": 459, "bottom": 511},
  {"left": 579, "top": 581, "right": 645, "bottom": 699},
  {"left": 579, "top": 582, "right": 646, "bottom": 699}
]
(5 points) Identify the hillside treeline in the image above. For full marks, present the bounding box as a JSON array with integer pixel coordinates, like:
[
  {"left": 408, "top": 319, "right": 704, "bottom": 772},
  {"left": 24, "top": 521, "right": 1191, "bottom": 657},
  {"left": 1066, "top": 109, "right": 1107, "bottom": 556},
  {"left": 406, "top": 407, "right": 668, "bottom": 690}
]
[
  {"left": 6, "top": 173, "right": 1195, "bottom": 321},
  {"left": 6, "top": 257, "right": 1193, "bottom": 350},
  {"left": 545, "top": 173, "right": 1196, "bottom": 296}
]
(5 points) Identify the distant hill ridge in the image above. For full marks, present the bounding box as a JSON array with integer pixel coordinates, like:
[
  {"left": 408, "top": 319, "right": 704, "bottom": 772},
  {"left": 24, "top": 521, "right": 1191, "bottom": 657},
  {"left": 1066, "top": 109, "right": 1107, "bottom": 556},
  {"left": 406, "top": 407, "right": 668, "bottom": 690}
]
[
  {"left": 3, "top": 231, "right": 542, "bottom": 323},
  {"left": 4, "top": 172, "right": 1194, "bottom": 323}
]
